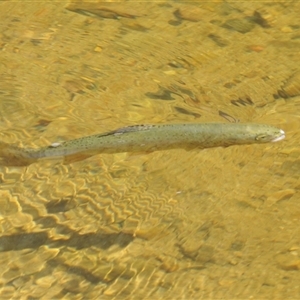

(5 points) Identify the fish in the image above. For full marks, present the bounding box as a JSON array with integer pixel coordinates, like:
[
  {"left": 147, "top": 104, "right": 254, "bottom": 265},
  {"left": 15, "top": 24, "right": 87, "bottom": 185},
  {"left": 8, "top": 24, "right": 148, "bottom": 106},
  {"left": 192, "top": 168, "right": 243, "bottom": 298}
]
[{"left": 0, "top": 123, "right": 285, "bottom": 166}]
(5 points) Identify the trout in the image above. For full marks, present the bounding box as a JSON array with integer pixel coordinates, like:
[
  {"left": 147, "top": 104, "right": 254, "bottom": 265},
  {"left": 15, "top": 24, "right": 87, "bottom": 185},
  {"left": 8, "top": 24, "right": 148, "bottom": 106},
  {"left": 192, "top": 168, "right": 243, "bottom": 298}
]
[{"left": 0, "top": 123, "right": 285, "bottom": 166}]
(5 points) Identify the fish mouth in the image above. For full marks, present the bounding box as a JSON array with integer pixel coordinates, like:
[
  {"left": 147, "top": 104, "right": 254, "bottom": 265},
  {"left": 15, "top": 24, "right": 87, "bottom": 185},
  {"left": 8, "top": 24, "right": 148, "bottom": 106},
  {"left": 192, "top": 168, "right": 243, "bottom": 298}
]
[{"left": 271, "top": 129, "right": 285, "bottom": 142}]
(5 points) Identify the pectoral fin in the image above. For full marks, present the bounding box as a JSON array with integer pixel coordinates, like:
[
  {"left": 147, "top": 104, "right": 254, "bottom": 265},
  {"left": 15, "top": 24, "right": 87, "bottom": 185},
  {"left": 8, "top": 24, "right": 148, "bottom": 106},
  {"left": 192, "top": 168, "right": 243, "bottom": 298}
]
[{"left": 63, "top": 152, "right": 97, "bottom": 164}]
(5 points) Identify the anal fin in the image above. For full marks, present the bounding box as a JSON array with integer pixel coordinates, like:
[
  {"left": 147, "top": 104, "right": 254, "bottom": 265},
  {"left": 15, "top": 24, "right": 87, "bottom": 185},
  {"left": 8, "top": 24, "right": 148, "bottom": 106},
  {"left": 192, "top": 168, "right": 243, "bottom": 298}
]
[{"left": 63, "top": 151, "right": 97, "bottom": 164}]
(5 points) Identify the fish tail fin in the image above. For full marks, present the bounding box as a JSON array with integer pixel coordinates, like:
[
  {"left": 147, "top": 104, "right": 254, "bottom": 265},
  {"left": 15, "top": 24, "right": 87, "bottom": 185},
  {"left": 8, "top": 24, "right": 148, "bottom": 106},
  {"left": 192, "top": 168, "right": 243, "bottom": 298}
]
[{"left": 0, "top": 142, "right": 37, "bottom": 166}]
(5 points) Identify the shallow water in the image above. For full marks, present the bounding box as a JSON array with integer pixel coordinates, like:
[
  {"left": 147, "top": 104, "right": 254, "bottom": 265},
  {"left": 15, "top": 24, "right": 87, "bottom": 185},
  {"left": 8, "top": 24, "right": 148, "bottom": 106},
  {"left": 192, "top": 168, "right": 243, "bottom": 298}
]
[{"left": 0, "top": 1, "right": 300, "bottom": 299}]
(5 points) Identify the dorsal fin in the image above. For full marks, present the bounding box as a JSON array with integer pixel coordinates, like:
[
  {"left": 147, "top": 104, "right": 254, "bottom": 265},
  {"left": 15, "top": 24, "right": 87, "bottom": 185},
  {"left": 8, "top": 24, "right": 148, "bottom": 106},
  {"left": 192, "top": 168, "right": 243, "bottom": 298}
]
[
  {"left": 114, "top": 124, "right": 154, "bottom": 134},
  {"left": 95, "top": 124, "right": 155, "bottom": 138}
]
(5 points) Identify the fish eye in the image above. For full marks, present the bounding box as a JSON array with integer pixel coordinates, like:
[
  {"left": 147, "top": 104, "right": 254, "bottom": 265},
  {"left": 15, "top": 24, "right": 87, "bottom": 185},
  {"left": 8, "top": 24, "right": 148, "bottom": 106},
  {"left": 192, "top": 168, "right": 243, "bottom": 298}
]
[{"left": 255, "top": 134, "right": 272, "bottom": 141}]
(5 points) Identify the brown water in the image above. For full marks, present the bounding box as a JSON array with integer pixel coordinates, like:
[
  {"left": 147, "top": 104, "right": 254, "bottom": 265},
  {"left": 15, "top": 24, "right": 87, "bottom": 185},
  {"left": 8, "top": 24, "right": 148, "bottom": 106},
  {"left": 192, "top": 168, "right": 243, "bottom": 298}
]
[{"left": 0, "top": 1, "right": 300, "bottom": 299}]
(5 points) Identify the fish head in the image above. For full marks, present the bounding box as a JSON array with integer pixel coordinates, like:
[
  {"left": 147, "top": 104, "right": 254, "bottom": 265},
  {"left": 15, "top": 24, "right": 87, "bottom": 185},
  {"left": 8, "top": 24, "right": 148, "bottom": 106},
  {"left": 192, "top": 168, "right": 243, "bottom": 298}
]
[
  {"left": 222, "top": 124, "right": 285, "bottom": 147},
  {"left": 247, "top": 124, "right": 285, "bottom": 143}
]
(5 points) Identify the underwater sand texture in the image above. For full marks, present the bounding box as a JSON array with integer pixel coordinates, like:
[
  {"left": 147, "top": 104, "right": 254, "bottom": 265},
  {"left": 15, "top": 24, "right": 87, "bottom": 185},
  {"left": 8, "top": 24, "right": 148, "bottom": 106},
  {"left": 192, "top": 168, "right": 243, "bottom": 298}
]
[{"left": 0, "top": 1, "right": 300, "bottom": 299}]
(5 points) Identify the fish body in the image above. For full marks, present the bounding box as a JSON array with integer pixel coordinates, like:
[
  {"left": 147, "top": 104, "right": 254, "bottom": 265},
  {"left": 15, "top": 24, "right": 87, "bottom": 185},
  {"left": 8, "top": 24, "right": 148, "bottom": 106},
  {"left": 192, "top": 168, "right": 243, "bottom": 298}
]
[{"left": 0, "top": 123, "right": 285, "bottom": 166}]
